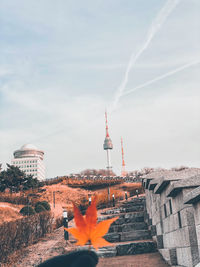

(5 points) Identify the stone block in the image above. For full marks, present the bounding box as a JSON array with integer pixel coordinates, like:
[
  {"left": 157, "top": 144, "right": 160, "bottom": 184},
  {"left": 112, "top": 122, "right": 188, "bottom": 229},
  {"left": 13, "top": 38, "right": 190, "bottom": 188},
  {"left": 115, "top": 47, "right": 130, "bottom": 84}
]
[
  {"left": 101, "top": 208, "right": 121, "bottom": 215},
  {"left": 168, "top": 215, "right": 175, "bottom": 232},
  {"left": 175, "top": 227, "right": 190, "bottom": 247},
  {"left": 169, "top": 248, "right": 178, "bottom": 265},
  {"left": 173, "top": 212, "right": 180, "bottom": 231},
  {"left": 159, "top": 248, "right": 170, "bottom": 264},
  {"left": 195, "top": 225, "right": 200, "bottom": 249},
  {"left": 163, "top": 217, "right": 169, "bottom": 233},
  {"left": 156, "top": 222, "right": 162, "bottom": 235},
  {"left": 150, "top": 225, "right": 157, "bottom": 236},
  {"left": 180, "top": 208, "right": 188, "bottom": 228},
  {"left": 186, "top": 207, "right": 196, "bottom": 226},
  {"left": 188, "top": 225, "right": 198, "bottom": 247},
  {"left": 159, "top": 248, "right": 177, "bottom": 265},
  {"left": 108, "top": 222, "right": 147, "bottom": 233},
  {"left": 116, "top": 241, "right": 156, "bottom": 256},
  {"left": 172, "top": 192, "right": 184, "bottom": 214},
  {"left": 190, "top": 246, "right": 200, "bottom": 267},
  {"left": 97, "top": 246, "right": 117, "bottom": 258},
  {"left": 123, "top": 205, "right": 144, "bottom": 213},
  {"left": 153, "top": 210, "right": 161, "bottom": 225},
  {"left": 111, "top": 217, "right": 124, "bottom": 225},
  {"left": 120, "top": 230, "right": 151, "bottom": 242},
  {"left": 176, "top": 247, "right": 193, "bottom": 267},
  {"left": 157, "top": 235, "right": 164, "bottom": 249},
  {"left": 123, "top": 212, "right": 144, "bottom": 223},
  {"left": 163, "top": 233, "right": 169, "bottom": 248},
  {"left": 121, "top": 222, "right": 147, "bottom": 232},
  {"left": 194, "top": 202, "right": 200, "bottom": 225},
  {"left": 104, "top": 233, "right": 120, "bottom": 242},
  {"left": 167, "top": 176, "right": 200, "bottom": 198},
  {"left": 148, "top": 218, "right": 152, "bottom": 225},
  {"left": 164, "top": 231, "right": 179, "bottom": 248},
  {"left": 144, "top": 211, "right": 149, "bottom": 223}
]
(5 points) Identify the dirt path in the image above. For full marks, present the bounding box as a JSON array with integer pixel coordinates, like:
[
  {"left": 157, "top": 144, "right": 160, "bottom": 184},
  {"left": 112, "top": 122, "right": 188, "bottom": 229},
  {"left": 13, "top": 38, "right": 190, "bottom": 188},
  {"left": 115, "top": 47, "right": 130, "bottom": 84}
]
[
  {"left": 12, "top": 227, "right": 67, "bottom": 267},
  {"left": 0, "top": 203, "right": 21, "bottom": 212}
]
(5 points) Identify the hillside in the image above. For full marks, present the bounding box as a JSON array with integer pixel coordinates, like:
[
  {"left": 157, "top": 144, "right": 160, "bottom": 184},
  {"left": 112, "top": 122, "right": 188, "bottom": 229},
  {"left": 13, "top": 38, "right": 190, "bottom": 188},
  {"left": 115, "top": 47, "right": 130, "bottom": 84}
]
[{"left": 0, "top": 203, "right": 23, "bottom": 224}]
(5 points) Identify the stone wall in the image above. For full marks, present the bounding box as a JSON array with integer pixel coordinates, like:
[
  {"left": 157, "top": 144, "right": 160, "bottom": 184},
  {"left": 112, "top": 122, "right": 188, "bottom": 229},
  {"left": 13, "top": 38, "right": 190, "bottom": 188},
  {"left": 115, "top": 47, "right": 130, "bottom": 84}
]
[
  {"left": 184, "top": 186, "right": 200, "bottom": 263},
  {"left": 142, "top": 169, "right": 200, "bottom": 267}
]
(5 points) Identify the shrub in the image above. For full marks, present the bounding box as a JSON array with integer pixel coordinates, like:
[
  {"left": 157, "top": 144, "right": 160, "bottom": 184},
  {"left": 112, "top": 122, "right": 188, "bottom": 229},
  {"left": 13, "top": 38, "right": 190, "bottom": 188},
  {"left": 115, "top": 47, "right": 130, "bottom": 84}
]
[
  {"left": 0, "top": 211, "right": 53, "bottom": 263},
  {"left": 35, "top": 204, "right": 46, "bottom": 213},
  {"left": 0, "top": 194, "right": 28, "bottom": 205},
  {"left": 20, "top": 206, "right": 35, "bottom": 216},
  {"left": 35, "top": 200, "right": 51, "bottom": 211},
  {"left": 40, "top": 201, "right": 51, "bottom": 211}
]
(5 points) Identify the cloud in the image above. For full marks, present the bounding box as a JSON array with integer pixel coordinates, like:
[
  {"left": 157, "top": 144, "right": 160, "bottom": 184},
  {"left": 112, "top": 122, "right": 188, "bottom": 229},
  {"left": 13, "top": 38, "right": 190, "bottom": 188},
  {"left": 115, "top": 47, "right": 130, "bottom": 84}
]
[
  {"left": 123, "top": 59, "right": 200, "bottom": 96},
  {"left": 110, "top": 0, "right": 181, "bottom": 112}
]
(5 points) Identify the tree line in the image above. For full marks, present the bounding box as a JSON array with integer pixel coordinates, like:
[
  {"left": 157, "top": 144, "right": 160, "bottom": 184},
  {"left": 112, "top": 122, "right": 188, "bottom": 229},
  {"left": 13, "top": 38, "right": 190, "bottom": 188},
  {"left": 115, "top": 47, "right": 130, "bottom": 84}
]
[{"left": 0, "top": 164, "right": 40, "bottom": 192}]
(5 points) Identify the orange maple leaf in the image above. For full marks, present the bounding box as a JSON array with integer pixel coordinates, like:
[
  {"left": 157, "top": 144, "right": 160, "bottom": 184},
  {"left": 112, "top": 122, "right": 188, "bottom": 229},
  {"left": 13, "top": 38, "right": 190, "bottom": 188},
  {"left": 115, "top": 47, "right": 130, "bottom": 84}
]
[{"left": 65, "top": 196, "right": 119, "bottom": 249}]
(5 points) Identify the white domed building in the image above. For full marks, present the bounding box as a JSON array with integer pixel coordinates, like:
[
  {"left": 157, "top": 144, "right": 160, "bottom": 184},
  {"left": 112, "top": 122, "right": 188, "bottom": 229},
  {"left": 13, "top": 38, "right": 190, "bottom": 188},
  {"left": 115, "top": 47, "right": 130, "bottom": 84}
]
[{"left": 11, "top": 144, "right": 45, "bottom": 181}]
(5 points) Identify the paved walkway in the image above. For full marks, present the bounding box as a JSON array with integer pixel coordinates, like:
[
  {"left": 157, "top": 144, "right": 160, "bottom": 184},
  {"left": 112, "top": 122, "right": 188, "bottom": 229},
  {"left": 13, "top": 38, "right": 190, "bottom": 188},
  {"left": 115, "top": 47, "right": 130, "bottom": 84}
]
[{"left": 98, "top": 253, "right": 169, "bottom": 267}]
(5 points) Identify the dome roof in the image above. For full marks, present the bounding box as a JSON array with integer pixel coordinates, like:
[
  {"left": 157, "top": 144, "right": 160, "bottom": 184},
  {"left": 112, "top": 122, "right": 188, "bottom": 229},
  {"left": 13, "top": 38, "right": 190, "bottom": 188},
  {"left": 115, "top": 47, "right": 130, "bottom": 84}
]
[{"left": 21, "top": 144, "right": 38, "bottom": 150}]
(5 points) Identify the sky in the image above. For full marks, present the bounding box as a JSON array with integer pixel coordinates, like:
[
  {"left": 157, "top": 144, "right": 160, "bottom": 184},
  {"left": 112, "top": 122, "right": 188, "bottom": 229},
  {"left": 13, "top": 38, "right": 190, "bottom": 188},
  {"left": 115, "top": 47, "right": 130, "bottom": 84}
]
[{"left": 0, "top": 0, "right": 200, "bottom": 178}]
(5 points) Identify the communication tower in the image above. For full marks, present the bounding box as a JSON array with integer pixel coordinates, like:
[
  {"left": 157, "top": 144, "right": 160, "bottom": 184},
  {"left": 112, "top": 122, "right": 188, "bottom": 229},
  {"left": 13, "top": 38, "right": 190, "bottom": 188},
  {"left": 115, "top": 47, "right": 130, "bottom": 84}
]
[
  {"left": 103, "top": 112, "right": 113, "bottom": 175},
  {"left": 121, "top": 137, "right": 127, "bottom": 177}
]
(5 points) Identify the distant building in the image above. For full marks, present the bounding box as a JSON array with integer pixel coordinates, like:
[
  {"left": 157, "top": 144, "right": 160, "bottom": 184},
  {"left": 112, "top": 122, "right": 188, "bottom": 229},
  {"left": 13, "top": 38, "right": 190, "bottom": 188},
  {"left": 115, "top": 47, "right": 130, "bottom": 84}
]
[{"left": 11, "top": 144, "right": 45, "bottom": 181}]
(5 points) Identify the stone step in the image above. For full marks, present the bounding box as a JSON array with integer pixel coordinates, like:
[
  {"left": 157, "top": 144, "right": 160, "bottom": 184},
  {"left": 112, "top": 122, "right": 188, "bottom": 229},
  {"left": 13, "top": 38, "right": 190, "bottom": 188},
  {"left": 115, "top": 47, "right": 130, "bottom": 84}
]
[
  {"left": 98, "top": 211, "right": 145, "bottom": 224},
  {"left": 122, "top": 199, "right": 145, "bottom": 206},
  {"left": 122, "top": 197, "right": 145, "bottom": 203},
  {"left": 100, "top": 208, "right": 121, "bottom": 215},
  {"left": 116, "top": 240, "right": 157, "bottom": 256},
  {"left": 101, "top": 205, "right": 144, "bottom": 215},
  {"left": 121, "top": 202, "right": 145, "bottom": 208},
  {"left": 108, "top": 222, "right": 148, "bottom": 233},
  {"left": 97, "top": 240, "right": 157, "bottom": 258},
  {"left": 123, "top": 206, "right": 144, "bottom": 213},
  {"left": 121, "top": 203, "right": 144, "bottom": 208},
  {"left": 105, "top": 230, "right": 151, "bottom": 243}
]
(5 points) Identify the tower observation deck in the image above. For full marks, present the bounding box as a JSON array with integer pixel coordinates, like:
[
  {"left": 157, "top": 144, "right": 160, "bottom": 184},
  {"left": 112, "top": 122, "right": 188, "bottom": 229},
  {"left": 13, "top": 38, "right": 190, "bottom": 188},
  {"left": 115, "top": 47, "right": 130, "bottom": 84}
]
[{"left": 103, "top": 112, "right": 113, "bottom": 175}]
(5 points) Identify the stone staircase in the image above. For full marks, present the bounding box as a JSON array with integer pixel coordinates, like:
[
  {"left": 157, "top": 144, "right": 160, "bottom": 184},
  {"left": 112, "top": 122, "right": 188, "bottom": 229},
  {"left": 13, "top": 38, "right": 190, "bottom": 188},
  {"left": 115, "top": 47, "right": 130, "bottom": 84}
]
[{"left": 97, "top": 196, "right": 157, "bottom": 258}]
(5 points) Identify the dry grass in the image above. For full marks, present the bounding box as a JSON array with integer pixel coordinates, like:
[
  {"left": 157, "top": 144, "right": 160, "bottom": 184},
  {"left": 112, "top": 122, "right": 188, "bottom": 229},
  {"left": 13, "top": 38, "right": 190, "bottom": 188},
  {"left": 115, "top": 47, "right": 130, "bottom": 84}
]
[
  {"left": 0, "top": 181, "right": 144, "bottom": 223},
  {"left": 119, "top": 182, "right": 144, "bottom": 196},
  {"left": 95, "top": 187, "right": 124, "bottom": 207},
  {"left": 0, "top": 203, "right": 23, "bottom": 224},
  {"left": 62, "top": 177, "right": 122, "bottom": 190},
  {"left": 38, "top": 184, "right": 93, "bottom": 217},
  {"left": 0, "top": 207, "right": 21, "bottom": 223},
  {"left": 120, "top": 182, "right": 143, "bottom": 189}
]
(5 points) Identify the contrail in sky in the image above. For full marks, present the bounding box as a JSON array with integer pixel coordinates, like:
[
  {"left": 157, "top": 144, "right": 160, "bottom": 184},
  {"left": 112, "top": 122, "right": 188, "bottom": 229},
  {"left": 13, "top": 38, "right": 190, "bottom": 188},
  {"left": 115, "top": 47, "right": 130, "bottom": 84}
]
[
  {"left": 110, "top": 0, "right": 181, "bottom": 112},
  {"left": 122, "top": 60, "right": 200, "bottom": 96}
]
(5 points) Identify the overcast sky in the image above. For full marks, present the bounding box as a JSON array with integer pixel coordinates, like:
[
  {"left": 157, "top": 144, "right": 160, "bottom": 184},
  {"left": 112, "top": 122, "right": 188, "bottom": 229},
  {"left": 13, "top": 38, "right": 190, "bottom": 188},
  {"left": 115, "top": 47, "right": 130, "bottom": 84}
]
[{"left": 0, "top": 0, "right": 200, "bottom": 177}]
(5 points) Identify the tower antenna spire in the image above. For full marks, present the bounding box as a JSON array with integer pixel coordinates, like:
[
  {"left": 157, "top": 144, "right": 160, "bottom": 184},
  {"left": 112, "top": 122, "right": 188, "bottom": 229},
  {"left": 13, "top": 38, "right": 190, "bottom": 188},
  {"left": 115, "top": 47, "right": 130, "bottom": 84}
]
[
  {"left": 121, "top": 137, "right": 127, "bottom": 177},
  {"left": 103, "top": 111, "right": 113, "bottom": 176},
  {"left": 105, "top": 111, "right": 109, "bottom": 137}
]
